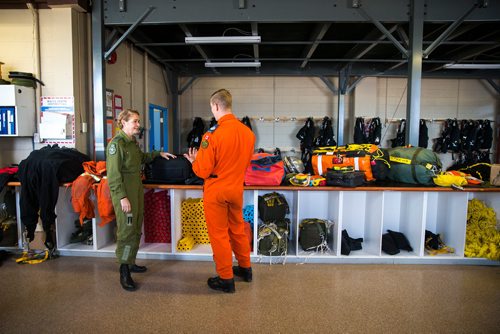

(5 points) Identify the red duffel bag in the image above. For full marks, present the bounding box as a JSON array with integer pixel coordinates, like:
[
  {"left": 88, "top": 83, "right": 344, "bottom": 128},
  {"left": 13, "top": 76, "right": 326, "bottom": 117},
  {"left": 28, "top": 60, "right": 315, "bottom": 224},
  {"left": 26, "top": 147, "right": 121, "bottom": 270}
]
[{"left": 244, "top": 152, "right": 284, "bottom": 186}]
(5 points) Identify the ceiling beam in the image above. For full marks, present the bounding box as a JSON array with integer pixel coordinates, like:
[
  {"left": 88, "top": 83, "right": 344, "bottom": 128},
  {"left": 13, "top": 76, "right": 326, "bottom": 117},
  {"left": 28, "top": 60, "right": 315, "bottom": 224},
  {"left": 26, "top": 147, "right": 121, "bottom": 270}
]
[
  {"left": 103, "top": 0, "right": 500, "bottom": 24},
  {"left": 300, "top": 23, "right": 331, "bottom": 68}
]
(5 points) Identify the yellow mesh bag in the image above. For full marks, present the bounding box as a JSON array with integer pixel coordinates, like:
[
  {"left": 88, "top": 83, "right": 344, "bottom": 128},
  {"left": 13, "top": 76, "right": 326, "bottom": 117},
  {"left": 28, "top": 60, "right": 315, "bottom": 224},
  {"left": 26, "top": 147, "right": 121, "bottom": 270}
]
[
  {"left": 181, "top": 198, "right": 205, "bottom": 221},
  {"left": 182, "top": 221, "right": 210, "bottom": 244},
  {"left": 177, "top": 236, "right": 195, "bottom": 251},
  {"left": 179, "top": 198, "right": 210, "bottom": 246}
]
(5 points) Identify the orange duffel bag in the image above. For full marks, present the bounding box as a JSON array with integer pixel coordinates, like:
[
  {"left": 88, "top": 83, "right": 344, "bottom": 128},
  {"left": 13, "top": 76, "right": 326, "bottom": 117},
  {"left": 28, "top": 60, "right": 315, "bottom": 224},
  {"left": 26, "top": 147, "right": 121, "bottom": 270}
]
[{"left": 312, "top": 154, "right": 374, "bottom": 181}]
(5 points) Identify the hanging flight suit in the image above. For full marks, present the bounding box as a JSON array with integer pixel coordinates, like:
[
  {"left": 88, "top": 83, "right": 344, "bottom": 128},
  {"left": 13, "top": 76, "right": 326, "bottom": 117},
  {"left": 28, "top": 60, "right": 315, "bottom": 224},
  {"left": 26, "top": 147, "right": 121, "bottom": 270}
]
[
  {"left": 192, "top": 114, "right": 255, "bottom": 279},
  {"left": 106, "top": 130, "right": 160, "bottom": 264}
]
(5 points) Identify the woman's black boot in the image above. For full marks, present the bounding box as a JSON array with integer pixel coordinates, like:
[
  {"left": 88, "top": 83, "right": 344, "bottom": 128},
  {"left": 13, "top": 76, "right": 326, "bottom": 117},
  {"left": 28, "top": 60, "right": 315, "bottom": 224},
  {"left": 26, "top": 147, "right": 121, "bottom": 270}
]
[{"left": 120, "top": 264, "right": 137, "bottom": 291}]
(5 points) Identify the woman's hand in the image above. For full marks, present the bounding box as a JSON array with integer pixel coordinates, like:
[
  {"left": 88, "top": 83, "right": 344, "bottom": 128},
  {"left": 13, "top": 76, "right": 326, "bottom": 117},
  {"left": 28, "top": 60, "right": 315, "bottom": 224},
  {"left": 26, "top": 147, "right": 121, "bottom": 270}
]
[
  {"left": 184, "top": 147, "right": 198, "bottom": 163},
  {"left": 120, "top": 197, "right": 131, "bottom": 213},
  {"left": 160, "top": 152, "right": 176, "bottom": 160}
]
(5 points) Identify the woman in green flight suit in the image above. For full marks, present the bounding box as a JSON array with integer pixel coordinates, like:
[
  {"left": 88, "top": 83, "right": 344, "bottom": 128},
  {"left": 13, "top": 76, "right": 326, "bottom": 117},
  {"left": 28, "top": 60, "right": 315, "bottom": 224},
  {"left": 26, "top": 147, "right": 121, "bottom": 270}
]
[{"left": 107, "top": 109, "right": 175, "bottom": 291}]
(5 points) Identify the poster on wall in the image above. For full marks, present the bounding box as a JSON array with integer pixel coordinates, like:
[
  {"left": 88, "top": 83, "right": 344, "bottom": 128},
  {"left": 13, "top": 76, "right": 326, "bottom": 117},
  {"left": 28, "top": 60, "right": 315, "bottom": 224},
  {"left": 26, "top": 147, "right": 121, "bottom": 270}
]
[
  {"left": 39, "top": 96, "right": 75, "bottom": 145},
  {"left": 107, "top": 119, "right": 114, "bottom": 143},
  {"left": 114, "top": 94, "right": 122, "bottom": 117},
  {"left": 106, "top": 89, "right": 114, "bottom": 118}
]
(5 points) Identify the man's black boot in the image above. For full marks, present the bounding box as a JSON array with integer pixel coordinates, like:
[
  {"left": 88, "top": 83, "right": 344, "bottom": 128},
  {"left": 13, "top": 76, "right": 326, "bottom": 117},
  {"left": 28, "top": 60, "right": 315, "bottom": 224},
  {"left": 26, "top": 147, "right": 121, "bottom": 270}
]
[
  {"left": 120, "top": 264, "right": 137, "bottom": 291},
  {"left": 232, "top": 266, "right": 252, "bottom": 282},
  {"left": 207, "top": 276, "right": 235, "bottom": 293},
  {"left": 129, "top": 264, "right": 147, "bottom": 273}
]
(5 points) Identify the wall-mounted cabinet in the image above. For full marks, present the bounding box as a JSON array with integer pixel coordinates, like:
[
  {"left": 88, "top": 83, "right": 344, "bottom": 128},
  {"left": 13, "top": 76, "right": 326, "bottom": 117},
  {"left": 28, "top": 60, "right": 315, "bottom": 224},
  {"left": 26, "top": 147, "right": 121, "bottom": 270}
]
[
  {"left": 3, "top": 184, "right": 499, "bottom": 265},
  {"left": 0, "top": 85, "right": 35, "bottom": 137}
]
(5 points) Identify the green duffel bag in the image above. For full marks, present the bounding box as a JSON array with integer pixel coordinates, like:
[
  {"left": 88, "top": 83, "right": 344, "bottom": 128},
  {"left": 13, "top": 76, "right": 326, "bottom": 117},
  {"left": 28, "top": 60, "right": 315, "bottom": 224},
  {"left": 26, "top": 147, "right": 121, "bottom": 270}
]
[{"left": 387, "top": 147, "right": 442, "bottom": 185}]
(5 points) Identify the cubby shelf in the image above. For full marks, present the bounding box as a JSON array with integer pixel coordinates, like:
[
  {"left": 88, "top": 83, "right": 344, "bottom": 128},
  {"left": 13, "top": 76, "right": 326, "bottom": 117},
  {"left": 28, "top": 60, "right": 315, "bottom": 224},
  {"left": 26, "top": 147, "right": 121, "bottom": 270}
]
[{"left": 3, "top": 183, "right": 500, "bottom": 265}]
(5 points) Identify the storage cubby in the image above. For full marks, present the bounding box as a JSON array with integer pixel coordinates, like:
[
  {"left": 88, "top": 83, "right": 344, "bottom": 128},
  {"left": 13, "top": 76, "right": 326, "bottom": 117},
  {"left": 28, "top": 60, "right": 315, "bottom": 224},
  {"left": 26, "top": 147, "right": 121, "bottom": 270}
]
[
  {"left": 341, "top": 191, "right": 384, "bottom": 257},
  {"left": 256, "top": 190, "right": 297, "bottom": 256},
  {"left": 4, "top": 183, "right": 499, "bottom": 265},
  {"left": 381, "top": 191, "right": 425, "bottom": 257},
  {"left": 55, "top": 187, "right": 93, "bottom": 252},
  {"left": 139, "top": 189, "right": 172, "bottom": 256},
  {"left": 171, "top": 188, "right": 211, "bottom": 256},
  {"left": 296, "top": 190, "right": 339, "bottom": 257},
  {"left": 94, "top": 216, "right": 116, "bottom": 253},
  {"left": 424, "top": 192, "right": 468, "bottom": 258}
]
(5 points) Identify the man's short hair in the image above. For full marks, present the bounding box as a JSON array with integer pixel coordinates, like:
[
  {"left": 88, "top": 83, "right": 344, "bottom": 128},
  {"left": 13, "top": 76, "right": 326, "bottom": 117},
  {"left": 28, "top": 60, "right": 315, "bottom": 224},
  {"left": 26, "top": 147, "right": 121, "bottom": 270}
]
[{"left": 210, "top": 89, "right": 232, "bottom": 110}]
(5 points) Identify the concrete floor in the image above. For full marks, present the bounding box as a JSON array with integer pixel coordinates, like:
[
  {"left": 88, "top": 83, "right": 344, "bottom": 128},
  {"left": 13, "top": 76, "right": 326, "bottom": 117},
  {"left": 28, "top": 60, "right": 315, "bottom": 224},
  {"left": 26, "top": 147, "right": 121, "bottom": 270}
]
[{"left": 0, "top": 254, "right": 499, "bottom": 333}]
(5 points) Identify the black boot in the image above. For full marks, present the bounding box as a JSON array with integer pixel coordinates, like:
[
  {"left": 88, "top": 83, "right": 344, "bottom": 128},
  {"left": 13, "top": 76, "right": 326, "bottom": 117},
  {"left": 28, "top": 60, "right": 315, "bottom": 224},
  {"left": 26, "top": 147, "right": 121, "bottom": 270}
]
[
  {"left": 120, "top": 264, "right": 137, "bottom": 291},
  {"left": 232, "top": 266, "right": 252, "bottom": 282},
  {"left": 207, "top": 276, "right": 235, "bottom": 293},
  {"left": 129, "top": 264, "right": 147, "bottom": 273}
]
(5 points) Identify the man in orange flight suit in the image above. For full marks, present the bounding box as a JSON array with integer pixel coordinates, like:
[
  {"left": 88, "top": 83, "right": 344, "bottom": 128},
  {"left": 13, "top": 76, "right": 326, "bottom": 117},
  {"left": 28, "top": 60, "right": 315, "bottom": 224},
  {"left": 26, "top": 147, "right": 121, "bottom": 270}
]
[{"left": 184, "top": 89, "right": 255, "bottom": 293}]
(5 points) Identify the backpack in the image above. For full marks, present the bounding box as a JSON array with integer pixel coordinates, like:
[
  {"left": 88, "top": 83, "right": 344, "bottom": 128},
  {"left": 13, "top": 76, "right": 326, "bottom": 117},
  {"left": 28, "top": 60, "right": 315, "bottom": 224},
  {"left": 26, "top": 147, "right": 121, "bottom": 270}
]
[
  {"left": 296, "top": 117, "right": 316, "bottom": 173},
  {"left": 186, "top": 117, "right": 205, "bottom": 149},
  {"left": 387, "top": 147, "right": 442, "bottom": 185},
  {"left": 244, "top": 152, "right": 284, "bottom": 186},
  {"left": 390, "top": 120, "right": 406, "bottom": 147},
  {"left": 299, "top": 219, "right": 330, "bottom": 251},
  {"left": 368, "top": 117, "right": 382, "bottom": 145},
  {"left": 354, "top": 117, "right": 365, "bottom": 144},
  {"left": 257, "top": 220, "right": 290, "bottom": 256},
  {"left": 258, "top": 192, "right": 289, "bottom": 222},
  {"left": 419, "top": 119, "right": 429, "bottom": 148},
  {"left": 314, "top": 116, "right": 336, "bottom": 147}
]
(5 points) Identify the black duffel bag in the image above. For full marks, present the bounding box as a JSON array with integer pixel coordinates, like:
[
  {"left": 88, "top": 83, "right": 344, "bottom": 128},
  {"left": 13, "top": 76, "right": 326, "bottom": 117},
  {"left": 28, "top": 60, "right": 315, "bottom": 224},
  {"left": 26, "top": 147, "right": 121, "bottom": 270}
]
[{"left": 144, "top": 155, "right": 201, "bottom": 184}]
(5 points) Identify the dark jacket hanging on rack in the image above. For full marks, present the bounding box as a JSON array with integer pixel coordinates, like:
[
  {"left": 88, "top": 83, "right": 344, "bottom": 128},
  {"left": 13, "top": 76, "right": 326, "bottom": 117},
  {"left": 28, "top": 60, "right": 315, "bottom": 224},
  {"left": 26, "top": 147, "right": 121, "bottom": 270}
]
[{"left": 18, "top": 145, "right": 90, "bottom": 244}]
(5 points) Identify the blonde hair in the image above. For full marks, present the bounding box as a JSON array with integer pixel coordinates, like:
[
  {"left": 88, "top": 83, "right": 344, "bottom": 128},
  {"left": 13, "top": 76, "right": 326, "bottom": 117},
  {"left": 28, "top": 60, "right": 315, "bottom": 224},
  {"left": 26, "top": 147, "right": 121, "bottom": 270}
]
[
  {"left": 210, "top": 89, "right": 232, "bottom": 110},
  {"left": 117, "top": 109, "right": 140, "bottom": 129}
]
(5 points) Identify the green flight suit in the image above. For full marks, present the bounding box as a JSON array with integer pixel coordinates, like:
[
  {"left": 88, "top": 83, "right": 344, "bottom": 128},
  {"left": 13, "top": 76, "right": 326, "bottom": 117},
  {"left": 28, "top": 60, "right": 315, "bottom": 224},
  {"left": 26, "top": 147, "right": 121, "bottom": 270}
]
[{"left": 106, "top": 130, "right": 159, "bottom": 264}]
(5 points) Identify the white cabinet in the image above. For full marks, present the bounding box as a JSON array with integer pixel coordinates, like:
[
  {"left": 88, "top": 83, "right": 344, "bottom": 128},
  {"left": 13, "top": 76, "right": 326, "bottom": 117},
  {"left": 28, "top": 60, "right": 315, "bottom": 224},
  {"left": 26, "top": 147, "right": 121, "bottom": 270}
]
[
  {"left": 4, "top": 184, "right": 499, "bottom": 265},
  {"left": 0, "top": 85, "right": 35, "bottom": 137}
]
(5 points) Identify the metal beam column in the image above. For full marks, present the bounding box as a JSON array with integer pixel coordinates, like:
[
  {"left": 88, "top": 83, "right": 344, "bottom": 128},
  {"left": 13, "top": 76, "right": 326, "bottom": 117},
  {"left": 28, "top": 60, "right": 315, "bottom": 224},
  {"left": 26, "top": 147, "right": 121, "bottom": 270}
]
[
  {"left": 406, "top": 0, "right": 425, "bottom": 146},
  {"left": 92, "top": 0, "right": 106, "bottom": 160}
]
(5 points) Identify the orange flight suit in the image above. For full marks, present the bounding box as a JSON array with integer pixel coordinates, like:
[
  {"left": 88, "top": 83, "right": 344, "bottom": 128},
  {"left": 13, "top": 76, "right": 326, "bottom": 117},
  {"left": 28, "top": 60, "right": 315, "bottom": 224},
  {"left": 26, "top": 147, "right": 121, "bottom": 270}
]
[{"left": 192, "top": 114, "right": 255, "bottom": 279}]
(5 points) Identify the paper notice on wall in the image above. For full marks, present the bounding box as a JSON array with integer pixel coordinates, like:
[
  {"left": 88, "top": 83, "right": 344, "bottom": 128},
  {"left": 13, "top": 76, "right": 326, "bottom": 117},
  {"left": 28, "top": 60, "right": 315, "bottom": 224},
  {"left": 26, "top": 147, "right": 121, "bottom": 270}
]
[
  {"left": 39, "top": 111, "right": 71, "bottom": 139},
  {"left": 41, "top": 96, "right": 74, "bottom": 113}
]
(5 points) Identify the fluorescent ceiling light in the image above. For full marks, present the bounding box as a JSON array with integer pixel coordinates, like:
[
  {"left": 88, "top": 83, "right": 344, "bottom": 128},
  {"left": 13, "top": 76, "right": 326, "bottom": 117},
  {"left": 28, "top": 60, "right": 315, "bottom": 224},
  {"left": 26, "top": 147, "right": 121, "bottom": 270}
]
[
  {"left": 444, "top": 63, "right": 500, "bottom": 69},
  {"left": 186, "top": 36, "right": 261, "bottom": 44},
  {"left": 205, "top": 62, "right": 261, "bottom": 68}
]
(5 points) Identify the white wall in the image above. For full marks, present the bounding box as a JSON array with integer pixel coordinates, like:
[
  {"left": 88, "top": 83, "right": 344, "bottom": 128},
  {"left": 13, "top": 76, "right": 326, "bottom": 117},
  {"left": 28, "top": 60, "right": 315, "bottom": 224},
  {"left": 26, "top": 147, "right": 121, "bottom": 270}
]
[
  {"left": 179, "top": 76, "right": 339, "bottom": 155},
  {"left": 354, "top": 77, "right": 498, "bottom": 168},
  {"left": 105, "top": 41, "right": 169, "bottom": 152},
  {"left": 180, "top": 76, "right": 498, "bottom": 169}
]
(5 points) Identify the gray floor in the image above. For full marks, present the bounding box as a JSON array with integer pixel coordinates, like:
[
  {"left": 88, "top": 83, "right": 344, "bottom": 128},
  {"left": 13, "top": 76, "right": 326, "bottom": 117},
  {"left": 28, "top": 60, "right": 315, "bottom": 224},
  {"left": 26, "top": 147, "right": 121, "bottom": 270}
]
[{"left": 0, "top": 254, "right": 499, "bottom": 334}]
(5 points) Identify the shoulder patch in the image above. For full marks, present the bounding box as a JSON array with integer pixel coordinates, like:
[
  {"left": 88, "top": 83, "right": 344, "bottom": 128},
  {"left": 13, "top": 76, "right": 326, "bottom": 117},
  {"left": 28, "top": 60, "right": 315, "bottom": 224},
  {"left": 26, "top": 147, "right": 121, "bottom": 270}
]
[
  {"left": 201, "top": 140, "right": 209, "bottom": 149},
  {"left": 208, "top": 124, "right": 219, "bottom": 133},
  {"left": 108, "top": 143, "right": 117, "bottom": 155}
]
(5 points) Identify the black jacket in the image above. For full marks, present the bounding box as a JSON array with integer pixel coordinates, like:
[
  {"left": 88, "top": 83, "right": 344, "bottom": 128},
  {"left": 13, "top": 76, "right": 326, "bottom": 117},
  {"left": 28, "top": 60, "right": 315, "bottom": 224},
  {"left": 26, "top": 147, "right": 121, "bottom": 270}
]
[{"left": 18, "top": 145, "right": 89, "bottom": 243}]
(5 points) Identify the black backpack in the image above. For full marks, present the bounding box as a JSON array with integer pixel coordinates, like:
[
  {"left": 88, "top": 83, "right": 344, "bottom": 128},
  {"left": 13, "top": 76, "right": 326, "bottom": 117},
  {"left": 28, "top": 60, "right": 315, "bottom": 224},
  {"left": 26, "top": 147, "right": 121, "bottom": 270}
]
[
  {"left": 186, "top": 117, "right": 205, "bottom": 149},
  {"left": 258, "top": 192, "right": 289, "bottom": 222},
  {"left": 419, "top": 119, "right": 429, "bottom": 148},
  {"left": 390, "top": 120, "right": 406, "bottom": 147}
]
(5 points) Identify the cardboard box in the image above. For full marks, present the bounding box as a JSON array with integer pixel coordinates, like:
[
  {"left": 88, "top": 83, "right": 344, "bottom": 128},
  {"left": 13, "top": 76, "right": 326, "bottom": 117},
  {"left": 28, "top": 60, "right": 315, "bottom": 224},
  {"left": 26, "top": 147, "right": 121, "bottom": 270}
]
[{"left": 490, "top": 164, "right": 500, "bottom": 186}]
